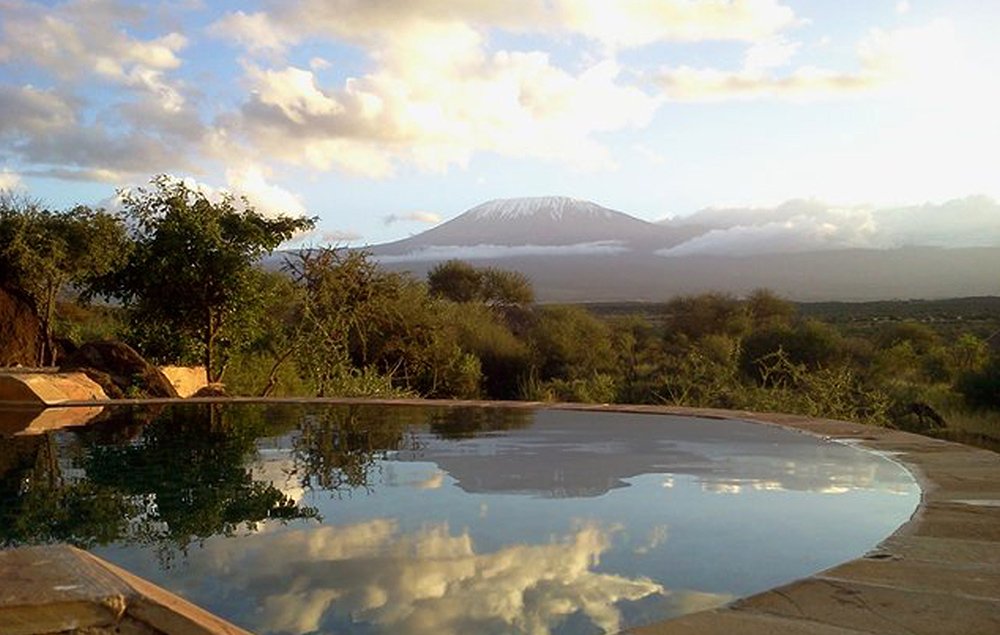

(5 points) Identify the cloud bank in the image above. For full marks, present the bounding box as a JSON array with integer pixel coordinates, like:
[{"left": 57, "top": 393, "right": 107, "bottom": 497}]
[
  {"left": 379, "top": 241, "right": 630, "bottom": 262},
  {"left": 659, "top": 196, "right": 1000, "bottom": 256}
]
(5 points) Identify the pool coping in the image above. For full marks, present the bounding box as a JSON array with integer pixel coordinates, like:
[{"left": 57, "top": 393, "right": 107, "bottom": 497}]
[{"left": 1, "top": 398, "right": 998, "bottom": 634}]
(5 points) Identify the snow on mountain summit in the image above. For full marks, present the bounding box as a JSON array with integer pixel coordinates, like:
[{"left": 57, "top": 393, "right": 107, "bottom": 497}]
[
  {"left": 467, "top": 196, "right": 615, "bottom": 221},
  {"left": 371, "top": 195, "right": 697, "bottom": 254}
]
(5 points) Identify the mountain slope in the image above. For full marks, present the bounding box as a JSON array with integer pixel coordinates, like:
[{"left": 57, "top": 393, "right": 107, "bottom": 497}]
[{"left": 372, "top": 196, "right": 695, "bottom": 255}]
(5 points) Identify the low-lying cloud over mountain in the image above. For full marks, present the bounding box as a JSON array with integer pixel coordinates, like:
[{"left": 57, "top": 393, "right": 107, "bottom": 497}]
[
  {"left": 328, "top": 195, "right": 1000, "bottom": 301},
  {"left": 658, "top": 196, "right": 1000, "bottom": 256}
]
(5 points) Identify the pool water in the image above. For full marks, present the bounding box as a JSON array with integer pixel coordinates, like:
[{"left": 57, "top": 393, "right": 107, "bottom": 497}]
[{"left": 0, "top": 403, "right": 919, "bottom": 634}]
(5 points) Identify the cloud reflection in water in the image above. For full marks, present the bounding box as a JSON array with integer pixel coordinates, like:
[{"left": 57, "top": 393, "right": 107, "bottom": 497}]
[{"left": 184, "top": 520, "right": 665, "bottom": 635}]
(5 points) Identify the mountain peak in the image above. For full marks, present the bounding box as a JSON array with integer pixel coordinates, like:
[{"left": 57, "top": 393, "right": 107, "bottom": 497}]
[{"left": 466, "top": 196, "right": 614, "bottom": 221}]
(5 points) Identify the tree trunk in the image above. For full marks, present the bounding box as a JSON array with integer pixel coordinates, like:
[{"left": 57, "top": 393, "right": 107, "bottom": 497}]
[{"left": 205, "top": 307, "right": 217, "bottom": 383}]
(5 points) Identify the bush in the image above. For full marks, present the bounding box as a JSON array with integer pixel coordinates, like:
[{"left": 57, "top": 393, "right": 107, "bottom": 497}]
[{"left": 957, "top": 356, "right": 1000, "bottom": 409}]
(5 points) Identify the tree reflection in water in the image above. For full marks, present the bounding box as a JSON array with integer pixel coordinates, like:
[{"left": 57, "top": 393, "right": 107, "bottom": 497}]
[
  {"left": 0, "top": 404, "right": 318, "bottom": 561},
  {"left": 0, "top": 403, "right": 533, "bottom": 560}
]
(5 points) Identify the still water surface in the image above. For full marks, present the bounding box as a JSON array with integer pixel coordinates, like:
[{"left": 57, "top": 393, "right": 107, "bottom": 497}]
[{"left": 0, "top": 404, "right": 918, "bottom": 634}]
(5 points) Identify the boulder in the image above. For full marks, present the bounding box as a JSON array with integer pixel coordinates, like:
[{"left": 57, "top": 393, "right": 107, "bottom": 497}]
[
  {"left": 159, "top": 365, "right": 208, "bottom": 398},
  {"left": 0, "top": 371, "right": 108, "bottom": 405},
  {"left": 62, "top": 341, "right": 179, "bottom": 399},
  {"left": 0, "top": 286, "right": 41, "bottom": 367},
  {"left": 190, "top": 383, "right": 227, "bottom": 398}
]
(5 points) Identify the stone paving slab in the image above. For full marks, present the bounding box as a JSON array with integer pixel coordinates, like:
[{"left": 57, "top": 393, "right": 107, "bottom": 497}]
[
  {"left": 628, "top": 609, "right": 874, "bottom": 635},
  {"left": 731, "top": 578, "right": 1000, "bottom": 635},
  {"left": 820, "top": 557, "right": 1000, "bottom": 600},
  {"left": 0, "top": 545, "right": 250, "bottom": 635}
]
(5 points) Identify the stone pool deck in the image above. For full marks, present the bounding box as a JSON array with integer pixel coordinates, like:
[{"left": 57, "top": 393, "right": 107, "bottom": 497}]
[{"left": 0, "top": 399, "right": 998, "bottom": 634}]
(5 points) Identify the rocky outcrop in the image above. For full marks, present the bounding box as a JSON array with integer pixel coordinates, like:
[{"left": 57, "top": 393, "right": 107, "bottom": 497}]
[
  {"left": 0, "top": 286, "right": 41, "bottom": 367},
  {"left": 190, "top": 383, "right": 227, "bottom": 397},
  {"left": 0, "top": 372, "right": 108, "bottom": 405},
  {"left": 159, "top": 365, "right": 209, "bottom": 398},
  {"left": 62, "top": 341, "right": 179, "bottom": 399}
]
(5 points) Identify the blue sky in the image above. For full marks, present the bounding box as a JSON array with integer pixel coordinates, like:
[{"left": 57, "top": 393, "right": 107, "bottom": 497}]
[{"left": 1, "top": 0, "right": 998, "bottom": 245}]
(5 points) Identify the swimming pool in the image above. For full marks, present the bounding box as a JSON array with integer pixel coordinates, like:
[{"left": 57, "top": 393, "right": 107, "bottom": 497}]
[{"left": 0, "top": 403, "right": 919, "bottom": 634}]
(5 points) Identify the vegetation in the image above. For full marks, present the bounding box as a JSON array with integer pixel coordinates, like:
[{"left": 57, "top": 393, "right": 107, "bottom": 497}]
[
  {"left": 2, "top": 177, "right": 999, "bottom": 449},
  {"left": 86, "top": 176, "right": 315, "bottom": 382},
  {"left": 0, "top": 192, "right": 129, "bottom": 364}
]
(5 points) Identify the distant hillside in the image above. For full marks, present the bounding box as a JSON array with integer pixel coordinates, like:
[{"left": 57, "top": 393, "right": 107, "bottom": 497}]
[
  {"left": 273, "top": 195, "right": 1000, "bottom": 302},
  {"left": 379, "top": 246, "right": 1000, "bottom": 302}
]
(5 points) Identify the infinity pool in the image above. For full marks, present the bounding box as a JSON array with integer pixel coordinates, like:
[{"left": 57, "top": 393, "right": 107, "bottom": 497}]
[{"left": 0, "top": 403, "right": 919, "bottom": 634}]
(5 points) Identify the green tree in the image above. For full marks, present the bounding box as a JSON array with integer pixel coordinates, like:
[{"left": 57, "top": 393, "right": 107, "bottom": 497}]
[
  {"left": 427, "top": 260, "right": 483, "bottom": 303},
  {"left": 89, "top": 176, "right": 314, "bottom": 381},
  {"left": 662, "top": 293, "right": 750, "bottom": 346},
  {"left": 441, "top": 301, "right": 531, "bottom": 399},
  {"left": 287, "top": 247, "right": 478, "bottom": 398},
  {"left": 529, "top": 305, "right": 617, "bottom": 382},
  {"left": 745, "top": 288, "right": 796, "bottom": 329},
  {"left": 480, "top": 267, "right": 534, "bottom": 307},
  {"left": 427, "top": 259, "right": 533, "bottom": 307},
  {"left": 0, "top": 192, "right": 129, "bottom": 365}
]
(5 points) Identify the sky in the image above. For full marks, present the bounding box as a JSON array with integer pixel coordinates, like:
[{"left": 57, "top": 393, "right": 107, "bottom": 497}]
[{"left": 1, "top": 0, "right": 999, "bottom": 246}]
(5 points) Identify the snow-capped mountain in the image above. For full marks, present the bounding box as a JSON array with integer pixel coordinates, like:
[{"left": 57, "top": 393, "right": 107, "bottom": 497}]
[
  {"left": 273, "top": 195, "right": 1000, "bottom": 302},
  {"left": 466, "top": 196, "right": 617, "bottom": 221},
  {"left": 372, "top": 196, "right": 695, "bottom": 257}
]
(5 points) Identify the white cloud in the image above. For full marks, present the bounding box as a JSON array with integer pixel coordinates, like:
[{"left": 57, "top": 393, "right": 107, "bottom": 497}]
[
  {"left": 379, "top": 241, "right": 630, "bottom": 262},
  {"left": 225, "top": 165, "right": 307, "bottom": 217},
  {"left": 547, "top": 0, "right": 797, "bottom": 49},
  {"left": 896, "top": 1, "right": 911, "bottom": 15},
  {"left": 230, "top": 49, "right": 659, "bottom": 177},
  {"left": 211, "top": 0, "right": 798, "bottom": 177},
  {"left": 309, "top": 56, "right": 332, "bottom": 71},
  {"left": 656, "top": 19, "right": 961, "bottom": 101},
  {"left": 209, "top": 10, "right": 292, "bottom": 55},
  {"left": 0, "top": 2, "right": 204, "bottom": 180},
  {"left": 0, "top": 170, "right": 22, "bottom": 190},
  {"left": 0, "top": 0, "right": 187, "bottom": 96},
  {"left": 743, "top": 36, "right": 800, "bottom": 72},
  {"left": 211, "top": 1, "right": 798, "bottom": 55},
  {"left": 322, "top": 229, "right": 363, "bottom": 243},
  {"left": 384, "top": 211, "right": 442, "bottom": 226},
  {"left": 0, "top": 84, "right": 191, "bottom": 180},
  {"left": 659, "top": 196, "right": 1000, "bottom": 256},
  {"left": 633, "top": 143, "right": 667, "bottom": 166}
]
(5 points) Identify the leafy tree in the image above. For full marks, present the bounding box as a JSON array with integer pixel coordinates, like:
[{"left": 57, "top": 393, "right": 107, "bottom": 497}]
[
  {"left": 428, "top": 259, "right": 483, "bottom": 302},
  {"left": 740, "top": 320, "right": 846, "bottom": 383},
  {"left": 529, "top": 305, "right": 617, "bottom": 382},
  {"left": 957, "top": 355, "right": 1000, "bottom": 409},
  {"left": 745, "top": 288, "right": 796, "bottom": 329},
  {"left": 89, "top": 176, "right": 314, "bottom": 381},
  {"left": 287, "top": 247, "right": 478, "bottom": 398},
  {"left": 427, "top": 259, "right": 534, "bottom": 307},
  {"left": 480, "top": 267, "right": 534, "bottom": 306},
  {"left": 0, "top": 192, "right": 129, "bottom": 365},
  {"left": 662, "top": 293, "right": 750, "bottom": 346},
  {"left": 948, "top": 333, "right": 989, "bottom": 375},
  {"left": 441, "top": 301, "right": 531, "bottom": 399},
  {"left": 876, "top": 321, "right": 941, "bottom": 354}
]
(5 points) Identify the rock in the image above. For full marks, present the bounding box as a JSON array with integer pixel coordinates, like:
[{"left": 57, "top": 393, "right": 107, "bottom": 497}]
[
  {"left": 190, "top": 383, "right": 227, "bottom": 398},
  {"left": 0, "top": 286, "right": 41, "bottom": 367},
  {"left": 62, "top": 341, "right": 179, "bottom": 399},
  {"left": 76, "top": 368, "right": 126, "bottom": 399},
  {"left": 0, "top": 371, "right": 108, "bottom": 406},
  {"left": 159, "top": 365, "right": 208, "bottom": 398}
]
